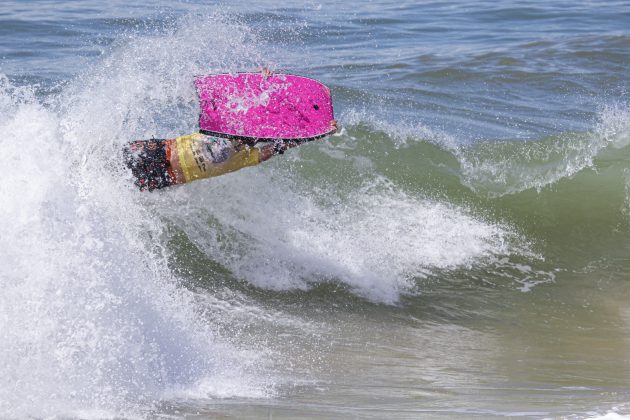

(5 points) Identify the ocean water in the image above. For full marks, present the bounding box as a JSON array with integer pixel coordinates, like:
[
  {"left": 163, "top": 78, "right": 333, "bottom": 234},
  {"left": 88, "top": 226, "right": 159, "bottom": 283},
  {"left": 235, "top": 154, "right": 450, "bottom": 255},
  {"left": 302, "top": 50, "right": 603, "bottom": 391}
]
[{"left": 1, "top": 0, "right": 629, "bottom": 418}]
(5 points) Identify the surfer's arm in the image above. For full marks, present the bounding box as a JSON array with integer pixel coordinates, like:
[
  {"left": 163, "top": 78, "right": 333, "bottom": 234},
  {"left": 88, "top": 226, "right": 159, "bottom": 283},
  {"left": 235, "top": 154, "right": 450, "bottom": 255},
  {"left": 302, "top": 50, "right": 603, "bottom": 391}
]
[
  {"left": 126, "top": 134, "right": 289, "bottom": 190},
  {"left": 258, "top": 141, "right": 297, "bottom": 162},
  {"left": 125, "top": 122, "right": 337, "bottom": 191}
]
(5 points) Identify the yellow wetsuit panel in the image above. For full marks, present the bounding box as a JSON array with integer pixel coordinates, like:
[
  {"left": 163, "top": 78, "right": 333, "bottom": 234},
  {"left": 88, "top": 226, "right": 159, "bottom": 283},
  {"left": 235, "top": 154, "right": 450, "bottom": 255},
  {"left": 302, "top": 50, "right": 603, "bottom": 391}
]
[{"left": 176, "top": 133, "right": 260, "bottom": 183}]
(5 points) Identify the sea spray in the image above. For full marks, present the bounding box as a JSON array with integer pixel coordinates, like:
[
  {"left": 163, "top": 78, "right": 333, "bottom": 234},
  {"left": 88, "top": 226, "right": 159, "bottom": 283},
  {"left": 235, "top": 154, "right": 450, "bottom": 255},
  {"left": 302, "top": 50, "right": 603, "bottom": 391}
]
[{"left": 0, "top": 12, "right": 281, "bottom": 418}]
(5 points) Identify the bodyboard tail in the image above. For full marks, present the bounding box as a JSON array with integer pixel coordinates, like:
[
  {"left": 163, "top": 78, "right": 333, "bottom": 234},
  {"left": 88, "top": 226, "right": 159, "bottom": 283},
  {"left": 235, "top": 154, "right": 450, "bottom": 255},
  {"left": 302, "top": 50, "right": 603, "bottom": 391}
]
[{"left": 195, "top": 73, "right": 335, "bottom": 141}]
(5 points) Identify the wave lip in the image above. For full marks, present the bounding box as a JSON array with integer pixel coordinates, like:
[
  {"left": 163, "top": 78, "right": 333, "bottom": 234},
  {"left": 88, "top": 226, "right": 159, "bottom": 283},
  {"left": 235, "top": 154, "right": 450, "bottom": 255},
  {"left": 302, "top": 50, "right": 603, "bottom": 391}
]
[{"left": 458, "top": 102, "right": 630, "bottom": 198}]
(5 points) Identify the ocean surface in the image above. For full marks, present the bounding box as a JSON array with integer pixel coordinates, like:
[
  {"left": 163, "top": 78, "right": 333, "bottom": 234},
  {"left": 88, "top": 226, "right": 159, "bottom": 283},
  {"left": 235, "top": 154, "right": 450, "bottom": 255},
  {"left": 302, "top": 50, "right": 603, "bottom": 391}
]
[{"left": 1, "top": 1, "right": 629, "bottom": 418}]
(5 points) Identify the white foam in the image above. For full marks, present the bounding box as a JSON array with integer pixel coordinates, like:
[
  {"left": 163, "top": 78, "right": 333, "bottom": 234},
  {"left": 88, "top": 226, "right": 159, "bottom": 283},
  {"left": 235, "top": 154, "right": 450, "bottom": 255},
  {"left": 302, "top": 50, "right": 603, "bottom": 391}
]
[
  {"left": 0, "top": 12, "right": 279, "bottom": 419},
  {"left": 162, "top": 170, "right": 517, "bottom": 304}
]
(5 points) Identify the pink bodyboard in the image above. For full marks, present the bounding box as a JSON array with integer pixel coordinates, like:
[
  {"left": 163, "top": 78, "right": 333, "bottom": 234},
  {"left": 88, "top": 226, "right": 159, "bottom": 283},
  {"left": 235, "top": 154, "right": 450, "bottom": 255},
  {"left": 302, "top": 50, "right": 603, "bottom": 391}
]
[{"left": 195, "top": 73, "right": 335, "bottom": 141}]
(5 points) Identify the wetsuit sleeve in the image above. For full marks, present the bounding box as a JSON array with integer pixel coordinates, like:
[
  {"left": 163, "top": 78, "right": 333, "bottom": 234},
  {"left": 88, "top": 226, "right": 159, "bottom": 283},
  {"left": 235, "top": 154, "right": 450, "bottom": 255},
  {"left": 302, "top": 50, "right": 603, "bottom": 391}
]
[{"left": 175, "top": 133, "right": 261, "bottom": 183}]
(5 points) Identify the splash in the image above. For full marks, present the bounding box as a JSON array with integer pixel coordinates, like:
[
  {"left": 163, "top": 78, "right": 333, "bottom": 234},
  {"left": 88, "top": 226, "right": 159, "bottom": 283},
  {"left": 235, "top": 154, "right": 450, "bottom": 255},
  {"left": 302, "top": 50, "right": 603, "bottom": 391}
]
[
  {"left": 0, "top": 12, "right": 279, "bottom": 419},
  {"left": 161, "top": 171, "right": 519, "bottom": 304},
  {"left": 597, "top": 102, "right": 630, "bottom": 150}
]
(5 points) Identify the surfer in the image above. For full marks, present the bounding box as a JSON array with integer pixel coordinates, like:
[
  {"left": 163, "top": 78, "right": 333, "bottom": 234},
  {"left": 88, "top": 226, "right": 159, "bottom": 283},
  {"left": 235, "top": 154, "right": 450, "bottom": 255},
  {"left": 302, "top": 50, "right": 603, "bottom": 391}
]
[{"left": 124, "top": 68, "right": 336, "bottom": 191}]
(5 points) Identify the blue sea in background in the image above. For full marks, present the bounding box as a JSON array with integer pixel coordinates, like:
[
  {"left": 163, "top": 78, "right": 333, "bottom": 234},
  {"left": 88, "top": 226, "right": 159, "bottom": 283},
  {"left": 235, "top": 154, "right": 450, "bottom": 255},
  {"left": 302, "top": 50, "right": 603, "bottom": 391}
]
[{"left": 1, "top": 1, "right": 629, "bottom": 418}]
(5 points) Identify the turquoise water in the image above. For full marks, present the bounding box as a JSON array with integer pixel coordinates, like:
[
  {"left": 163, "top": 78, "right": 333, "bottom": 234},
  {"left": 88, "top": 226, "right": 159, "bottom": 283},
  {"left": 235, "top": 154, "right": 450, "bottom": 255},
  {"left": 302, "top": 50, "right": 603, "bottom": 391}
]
[{"left": 1, "top": 1, "right": 629, "bottom": 418}]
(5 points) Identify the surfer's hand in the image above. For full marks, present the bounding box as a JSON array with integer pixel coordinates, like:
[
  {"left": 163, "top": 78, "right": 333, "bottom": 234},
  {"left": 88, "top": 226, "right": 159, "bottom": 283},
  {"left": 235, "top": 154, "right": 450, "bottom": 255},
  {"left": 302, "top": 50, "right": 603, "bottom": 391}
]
[
  {"left": 231, "top": 139, "right": 247, "bottom": 151},
  {"left": 259, "top": 141, "right": 299, "bottom": 162},
  {"left": 259, "top": 143, "right": 277, "bottom": 162},
  {"left": 258, "top": 67, "right": 273, "bottom": 77},
  {"left": 330, "top": 119, "right": 338, "bottom": 133}
]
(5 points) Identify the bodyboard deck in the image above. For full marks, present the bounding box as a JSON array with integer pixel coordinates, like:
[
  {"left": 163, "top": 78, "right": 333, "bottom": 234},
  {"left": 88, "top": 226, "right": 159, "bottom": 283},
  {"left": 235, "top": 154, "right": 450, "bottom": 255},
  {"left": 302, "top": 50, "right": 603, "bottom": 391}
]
[{"left": 195, "top": 73, "right": 335, "bottom": 141}]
